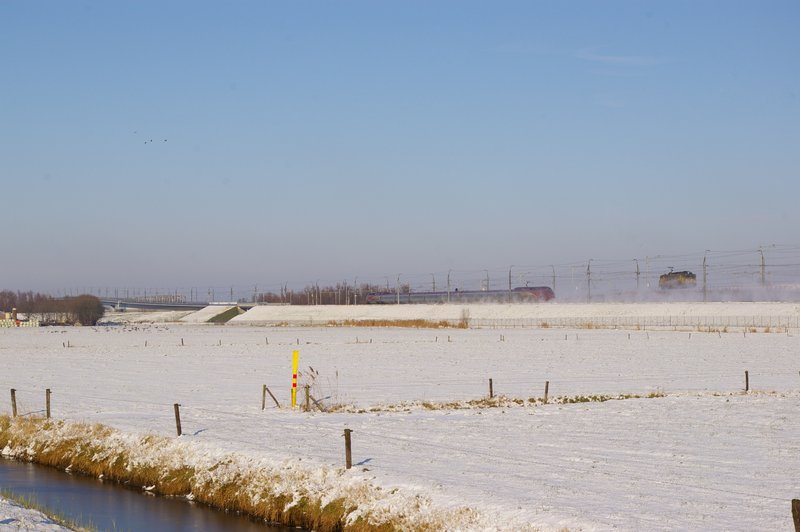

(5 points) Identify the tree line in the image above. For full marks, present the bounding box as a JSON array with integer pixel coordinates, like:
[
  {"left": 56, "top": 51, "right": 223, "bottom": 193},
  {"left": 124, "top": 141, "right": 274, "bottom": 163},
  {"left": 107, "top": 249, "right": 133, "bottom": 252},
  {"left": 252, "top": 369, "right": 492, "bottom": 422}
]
[
  {"left": 254, "top": 282, "right": 411, "bottom": 305},
  {"left": 0, "top": 291, "right": 105, "bottom": 326}
]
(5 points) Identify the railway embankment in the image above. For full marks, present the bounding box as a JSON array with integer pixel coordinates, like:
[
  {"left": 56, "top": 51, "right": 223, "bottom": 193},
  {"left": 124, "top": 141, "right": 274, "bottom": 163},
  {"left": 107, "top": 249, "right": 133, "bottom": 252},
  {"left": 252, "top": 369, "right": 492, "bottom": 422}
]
[{"left": 226, "top": 301, "right": 800, "bottom": 330}]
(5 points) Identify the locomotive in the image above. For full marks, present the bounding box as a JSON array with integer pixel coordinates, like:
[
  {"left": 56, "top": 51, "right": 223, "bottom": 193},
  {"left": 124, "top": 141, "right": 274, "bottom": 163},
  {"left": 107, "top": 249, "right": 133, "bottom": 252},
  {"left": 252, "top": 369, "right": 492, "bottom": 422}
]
[
  {"left": 365, "top": 286, "right": 555, "bottom": 304},
  {"left": 658, "top": 270, "right": 697, "bottom": 289}
]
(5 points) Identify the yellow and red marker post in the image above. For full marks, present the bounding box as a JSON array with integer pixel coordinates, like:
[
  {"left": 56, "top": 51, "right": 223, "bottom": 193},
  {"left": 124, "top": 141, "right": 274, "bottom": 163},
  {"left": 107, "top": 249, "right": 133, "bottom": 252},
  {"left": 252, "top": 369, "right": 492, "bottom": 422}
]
[{"left": 291, "top": 350, "right": 299, "bottom": 408}]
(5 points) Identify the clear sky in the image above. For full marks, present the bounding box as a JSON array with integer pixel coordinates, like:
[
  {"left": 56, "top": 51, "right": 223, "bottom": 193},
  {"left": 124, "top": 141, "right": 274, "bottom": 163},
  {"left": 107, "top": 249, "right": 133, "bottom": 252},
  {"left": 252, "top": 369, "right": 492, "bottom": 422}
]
[{"left": 2, "top": 1, "right": 798, "bottom": 294}]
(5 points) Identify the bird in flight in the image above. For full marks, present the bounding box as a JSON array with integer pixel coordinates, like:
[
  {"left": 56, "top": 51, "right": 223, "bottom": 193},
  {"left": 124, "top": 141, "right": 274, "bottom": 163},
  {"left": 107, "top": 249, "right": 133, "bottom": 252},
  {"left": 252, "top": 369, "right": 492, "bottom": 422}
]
[{"left": 138, "top": 132, "right": 167, "bottom": 144}]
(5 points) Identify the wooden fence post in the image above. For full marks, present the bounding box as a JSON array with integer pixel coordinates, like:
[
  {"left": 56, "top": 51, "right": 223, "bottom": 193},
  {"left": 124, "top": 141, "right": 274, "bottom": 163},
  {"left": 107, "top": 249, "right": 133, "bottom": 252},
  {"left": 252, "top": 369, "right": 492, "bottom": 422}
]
[
  {"left": 544, "top": 381, "right": 549, "bottom": 404},
  {"left": 46, "top": 389, "right": 51, "bottom": 419},
  {"left": 745, "top": 370, "right": 749, "bottom": 392},
  {"left": 265, "top": 386, "right": 281, "bottom": 408},
  {"left": 792, "top": 499, "right": 800, "bottom": 532},
  {"left": 173, "top": 403, "right": 182, "bottom": 436},
  {"left": 10, "top": 389, "right": 17, "bottom": 418},
  {"left": 344, "top": 429, "right": 353, "bottom": 469},
  {"left": 262, "top": 384, "right": 267, "bottom": 410},
  {"left": 489, "top": 378, "right": 493, "bottom": 399},
  {"left": 304, "top": 385, "right": 310, "bottom": 412}
]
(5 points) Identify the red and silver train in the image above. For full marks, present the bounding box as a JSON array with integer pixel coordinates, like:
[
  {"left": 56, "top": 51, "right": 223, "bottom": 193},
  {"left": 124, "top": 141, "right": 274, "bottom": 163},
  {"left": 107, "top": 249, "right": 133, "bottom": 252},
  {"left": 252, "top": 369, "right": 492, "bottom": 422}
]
[{"left": 365, "top": 286, "right": 555, "bottom": 304}]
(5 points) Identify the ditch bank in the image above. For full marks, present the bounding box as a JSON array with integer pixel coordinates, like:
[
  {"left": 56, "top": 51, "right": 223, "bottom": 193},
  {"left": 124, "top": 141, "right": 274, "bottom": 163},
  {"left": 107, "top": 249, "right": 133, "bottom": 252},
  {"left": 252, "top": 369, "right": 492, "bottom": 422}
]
[
  {"left": 0, "top": 457, "right": 286, "bottom": 531},
  {"left": 0, "top": 415, "right": 480, "bottom": 531}
]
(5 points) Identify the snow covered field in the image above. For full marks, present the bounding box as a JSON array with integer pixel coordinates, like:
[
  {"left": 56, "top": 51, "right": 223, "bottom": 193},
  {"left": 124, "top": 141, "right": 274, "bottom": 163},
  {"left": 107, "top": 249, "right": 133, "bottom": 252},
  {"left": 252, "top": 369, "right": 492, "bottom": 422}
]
[{"left": 1, "top": 309, "right": 799, "bottom": 530}]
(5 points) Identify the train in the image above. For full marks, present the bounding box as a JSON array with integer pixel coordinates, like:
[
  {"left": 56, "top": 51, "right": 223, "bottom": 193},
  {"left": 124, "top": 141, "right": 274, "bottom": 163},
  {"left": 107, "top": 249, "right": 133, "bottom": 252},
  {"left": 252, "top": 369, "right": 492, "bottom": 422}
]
[
  {"left": 658, "top": 270, "right": 697, "bottom": 289},
  {"left": 365, "top": 286, "right": 555, "bottom": 304}
]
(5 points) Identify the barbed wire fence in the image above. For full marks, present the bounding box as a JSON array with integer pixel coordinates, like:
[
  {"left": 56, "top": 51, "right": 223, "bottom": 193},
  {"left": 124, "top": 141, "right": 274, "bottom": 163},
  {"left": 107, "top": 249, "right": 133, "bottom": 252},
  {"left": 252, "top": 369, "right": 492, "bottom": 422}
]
[{"left": 2, "top": 370, "right": 798, "bottom": 524}]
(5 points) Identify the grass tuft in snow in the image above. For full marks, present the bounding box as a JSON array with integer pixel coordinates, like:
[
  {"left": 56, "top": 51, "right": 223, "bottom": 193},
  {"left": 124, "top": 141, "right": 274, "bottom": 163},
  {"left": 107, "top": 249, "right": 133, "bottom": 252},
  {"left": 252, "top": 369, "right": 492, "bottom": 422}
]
[
  {"left": 329, "top": 319, "right": 467, "bottom": 329},
  {"left": 547, "top": 392, "right": 666, "bottom": 404},
  {"left": 356, "top": 391, "right": 669, "bottom": 412}
]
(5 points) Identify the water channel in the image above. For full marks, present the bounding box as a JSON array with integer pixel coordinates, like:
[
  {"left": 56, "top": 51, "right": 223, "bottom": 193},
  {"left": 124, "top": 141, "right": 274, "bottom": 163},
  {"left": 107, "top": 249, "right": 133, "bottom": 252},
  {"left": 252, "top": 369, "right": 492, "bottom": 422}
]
[{"left": 0, "top": 458, "right": 292, "bottom": 531}]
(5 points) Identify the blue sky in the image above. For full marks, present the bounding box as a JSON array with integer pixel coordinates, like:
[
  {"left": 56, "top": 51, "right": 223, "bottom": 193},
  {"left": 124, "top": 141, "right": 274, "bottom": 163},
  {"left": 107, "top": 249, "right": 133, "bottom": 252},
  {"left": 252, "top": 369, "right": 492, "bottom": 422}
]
[{"left": 1, "top": 1, "right": 798, "bottom": 294}]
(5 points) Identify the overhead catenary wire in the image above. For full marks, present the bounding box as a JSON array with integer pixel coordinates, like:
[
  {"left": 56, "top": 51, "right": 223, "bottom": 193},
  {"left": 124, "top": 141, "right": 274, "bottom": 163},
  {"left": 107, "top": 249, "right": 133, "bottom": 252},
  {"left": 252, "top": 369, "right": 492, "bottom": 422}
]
[{"left": 47, "top": 244, "right": 800, "bottom": 301}]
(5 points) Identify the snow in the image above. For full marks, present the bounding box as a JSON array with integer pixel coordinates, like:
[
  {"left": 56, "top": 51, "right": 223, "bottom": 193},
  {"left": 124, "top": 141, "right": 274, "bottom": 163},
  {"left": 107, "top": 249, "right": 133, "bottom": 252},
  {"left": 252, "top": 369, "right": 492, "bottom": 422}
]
[
  {"left": 2, "top": 302, "right": 799, "bottom": 530},
  {"left": 231, "top": 301, "right": 800, "bottom": 328},
  {"left": 98, "top": 310, "right": 192, "bottom": 324},
  {"left": 0, "top": 496, "right": 71, "bottom": 531}
]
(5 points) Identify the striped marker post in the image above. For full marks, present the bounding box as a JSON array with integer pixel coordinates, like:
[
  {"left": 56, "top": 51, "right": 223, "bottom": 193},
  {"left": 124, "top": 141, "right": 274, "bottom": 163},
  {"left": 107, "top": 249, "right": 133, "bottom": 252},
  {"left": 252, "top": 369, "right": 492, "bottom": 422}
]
[{"left": 291, "top": 350, "right": 299, "bottom": 408}]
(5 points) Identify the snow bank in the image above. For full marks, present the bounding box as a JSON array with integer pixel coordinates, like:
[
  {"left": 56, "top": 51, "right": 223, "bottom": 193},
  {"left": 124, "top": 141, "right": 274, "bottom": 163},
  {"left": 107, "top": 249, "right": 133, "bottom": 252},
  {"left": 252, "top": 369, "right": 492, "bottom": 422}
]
[
  {"left": 180, "top": 305, "right": 240, "bottom": 323},
  {"left": 99, "top": 310, "right": 193, "bottom": 324},
  {"left": 231, "top": 301, "right": 800, "bottom": 328},
  {"left": 0, "top": 496, "right": 71, "bottom": 531}
]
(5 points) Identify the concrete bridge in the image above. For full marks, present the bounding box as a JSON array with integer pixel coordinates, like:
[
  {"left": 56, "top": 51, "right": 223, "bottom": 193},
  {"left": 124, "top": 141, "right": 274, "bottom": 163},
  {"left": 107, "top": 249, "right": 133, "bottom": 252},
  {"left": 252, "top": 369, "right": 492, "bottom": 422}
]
[{"left": 99, "top": 299, "right": 255, "bottom": 311}]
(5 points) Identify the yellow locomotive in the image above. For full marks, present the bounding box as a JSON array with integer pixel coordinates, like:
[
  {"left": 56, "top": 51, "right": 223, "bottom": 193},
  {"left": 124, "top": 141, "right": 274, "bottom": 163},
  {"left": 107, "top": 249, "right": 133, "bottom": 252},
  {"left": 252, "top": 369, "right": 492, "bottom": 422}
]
[{"left": 658, "top": 270, "right": 697, "bottom": 289}]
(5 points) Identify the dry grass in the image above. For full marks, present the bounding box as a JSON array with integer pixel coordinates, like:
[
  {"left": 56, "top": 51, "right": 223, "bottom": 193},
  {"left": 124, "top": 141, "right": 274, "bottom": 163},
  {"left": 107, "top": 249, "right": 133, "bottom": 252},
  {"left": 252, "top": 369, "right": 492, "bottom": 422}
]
[
  {"left": 330, "top": 319, "right": 467, "bottom": 329},
  {"left": 544, "top": 392, "right": 666, "bottom": 405},
  {"left": 207, "top": 306, "right": 243, "bottom": 323},
  {"left": 360, "top": 391, "right": 668, "bottom": 412}
]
